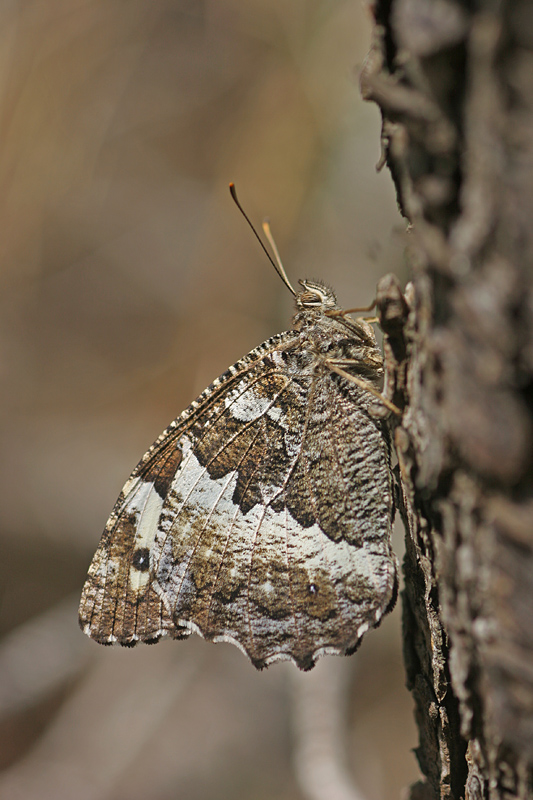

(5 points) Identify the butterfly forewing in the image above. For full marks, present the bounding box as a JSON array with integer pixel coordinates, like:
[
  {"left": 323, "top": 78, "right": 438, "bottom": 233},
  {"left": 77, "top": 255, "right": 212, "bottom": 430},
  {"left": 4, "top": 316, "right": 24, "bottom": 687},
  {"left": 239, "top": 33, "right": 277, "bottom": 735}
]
[{"left": 80, "top": 291, "right": 397, "bottom": 670}]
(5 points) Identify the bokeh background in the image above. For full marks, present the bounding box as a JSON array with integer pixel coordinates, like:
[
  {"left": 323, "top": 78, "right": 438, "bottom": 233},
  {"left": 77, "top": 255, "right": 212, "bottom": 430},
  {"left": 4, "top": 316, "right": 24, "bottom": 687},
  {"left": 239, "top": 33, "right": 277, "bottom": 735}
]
[{"left": 0, "top": 2, "right": 418, "bottom": 799}]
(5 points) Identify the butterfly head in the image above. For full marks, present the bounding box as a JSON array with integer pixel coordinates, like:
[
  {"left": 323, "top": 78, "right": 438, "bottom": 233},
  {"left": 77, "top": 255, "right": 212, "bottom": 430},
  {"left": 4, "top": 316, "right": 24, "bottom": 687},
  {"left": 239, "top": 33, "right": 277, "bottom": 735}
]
[
  {"left": 296, "top": 280, "right": 337, "bottom": 311},
  {"left": 293, "top": 279, "right": 379, "bottom": 351}
]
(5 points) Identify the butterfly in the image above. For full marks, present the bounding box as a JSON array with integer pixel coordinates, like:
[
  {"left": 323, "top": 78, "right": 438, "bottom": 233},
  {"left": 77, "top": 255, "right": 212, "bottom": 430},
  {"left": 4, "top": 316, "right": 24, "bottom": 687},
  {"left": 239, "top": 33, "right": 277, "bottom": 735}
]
[{"left": 79, "top": 186, "right": 398, "bottom": 670}]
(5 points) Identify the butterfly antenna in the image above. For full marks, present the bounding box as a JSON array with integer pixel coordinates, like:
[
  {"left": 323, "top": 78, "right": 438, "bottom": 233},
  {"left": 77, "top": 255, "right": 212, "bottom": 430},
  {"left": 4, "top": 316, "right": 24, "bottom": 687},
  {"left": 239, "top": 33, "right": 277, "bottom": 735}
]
[
  {"left": 229, "top": 183, "right": 297, "bottom": 296},
  {"left": 261, "top": 218, "right": 296, "bottom": 296}
]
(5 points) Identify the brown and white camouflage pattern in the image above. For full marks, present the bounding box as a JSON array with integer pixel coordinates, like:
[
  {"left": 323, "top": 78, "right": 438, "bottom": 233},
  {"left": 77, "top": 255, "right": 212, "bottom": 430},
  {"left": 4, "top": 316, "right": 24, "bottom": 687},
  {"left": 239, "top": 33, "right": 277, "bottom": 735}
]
[{"left": 79, "top": 280, "right": 397, "bottom": 670}]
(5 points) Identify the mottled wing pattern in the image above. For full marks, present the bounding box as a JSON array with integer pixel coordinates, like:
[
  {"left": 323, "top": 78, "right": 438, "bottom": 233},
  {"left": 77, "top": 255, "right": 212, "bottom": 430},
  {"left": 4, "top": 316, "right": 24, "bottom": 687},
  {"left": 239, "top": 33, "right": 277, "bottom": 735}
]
[{"left": 80, "top": 329, "right": 397, "bottom": 670}]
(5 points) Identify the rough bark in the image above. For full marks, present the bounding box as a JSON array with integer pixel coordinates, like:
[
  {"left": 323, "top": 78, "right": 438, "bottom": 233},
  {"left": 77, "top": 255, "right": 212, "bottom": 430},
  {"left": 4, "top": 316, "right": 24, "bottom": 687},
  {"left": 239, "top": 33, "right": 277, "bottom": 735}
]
[{"left": 361, "top": 1, "right": 533, "bottom": 798}]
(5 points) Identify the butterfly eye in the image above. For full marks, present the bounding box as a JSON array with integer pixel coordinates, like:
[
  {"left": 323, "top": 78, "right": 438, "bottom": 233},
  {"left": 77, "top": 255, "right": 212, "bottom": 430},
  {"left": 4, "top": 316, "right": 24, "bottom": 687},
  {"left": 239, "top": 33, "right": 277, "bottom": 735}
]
[
  {"left": 298, "top": 280, "right": 337, "bottom": 308},
  {"left": 300, "top": 290, "right": 323, "bottom": 306}
]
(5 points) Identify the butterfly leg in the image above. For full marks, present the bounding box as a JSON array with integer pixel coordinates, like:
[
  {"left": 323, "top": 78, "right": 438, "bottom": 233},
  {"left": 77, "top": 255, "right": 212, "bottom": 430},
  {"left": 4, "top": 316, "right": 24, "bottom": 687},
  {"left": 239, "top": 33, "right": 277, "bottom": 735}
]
[
  {"left": 324, "top": 359, "right": 401, "bottom": 416},
  {"left": 325, "top": 300, "right": 377, "bottom": 317},
  {"left": 355, "top": 315, "right": 379, "bottom": 324}
]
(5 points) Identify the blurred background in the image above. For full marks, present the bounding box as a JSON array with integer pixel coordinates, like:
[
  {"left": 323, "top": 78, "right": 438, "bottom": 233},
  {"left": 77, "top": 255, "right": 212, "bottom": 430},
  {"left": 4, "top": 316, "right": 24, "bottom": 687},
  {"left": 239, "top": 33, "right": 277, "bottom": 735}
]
[{"left": 0, "top": 1, "right": 417, "bottom": 798}]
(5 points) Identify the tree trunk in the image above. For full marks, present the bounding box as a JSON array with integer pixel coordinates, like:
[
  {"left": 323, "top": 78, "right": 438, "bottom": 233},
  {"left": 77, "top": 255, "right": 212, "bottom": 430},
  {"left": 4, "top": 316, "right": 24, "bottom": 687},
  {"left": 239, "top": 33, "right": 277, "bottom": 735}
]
[{"left": 361, "top": 1, "right": 533, "bottom": 798}]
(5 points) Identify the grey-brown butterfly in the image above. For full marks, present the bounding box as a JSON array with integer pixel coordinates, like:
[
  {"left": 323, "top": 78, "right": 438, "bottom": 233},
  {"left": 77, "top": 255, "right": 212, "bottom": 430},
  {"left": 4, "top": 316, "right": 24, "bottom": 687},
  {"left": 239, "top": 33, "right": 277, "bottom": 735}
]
[{"left": 79, "top": 186, "right": 398, "bottom": 670}]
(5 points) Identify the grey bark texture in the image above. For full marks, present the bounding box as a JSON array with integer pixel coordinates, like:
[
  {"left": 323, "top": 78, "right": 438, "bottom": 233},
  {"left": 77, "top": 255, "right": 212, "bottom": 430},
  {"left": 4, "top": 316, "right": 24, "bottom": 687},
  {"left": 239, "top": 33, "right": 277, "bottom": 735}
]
[{"left": 361, "top": 1, "right": 533, "bottom": 798}]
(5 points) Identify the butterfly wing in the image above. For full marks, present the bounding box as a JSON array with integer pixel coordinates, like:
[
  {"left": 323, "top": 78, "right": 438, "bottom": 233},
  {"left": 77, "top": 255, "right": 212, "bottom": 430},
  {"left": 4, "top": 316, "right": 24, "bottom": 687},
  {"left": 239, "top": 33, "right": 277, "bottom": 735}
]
[{"left": 79, "top": 331, "right": 397, "bottom": 670}]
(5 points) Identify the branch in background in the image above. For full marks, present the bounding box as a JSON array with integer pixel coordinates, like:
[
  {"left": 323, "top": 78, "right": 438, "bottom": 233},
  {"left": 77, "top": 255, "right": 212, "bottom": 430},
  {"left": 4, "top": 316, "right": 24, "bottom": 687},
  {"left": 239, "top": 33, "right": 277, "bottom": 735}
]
[{"left": 291, "top": 659, "right": 369, "bottom": 800}]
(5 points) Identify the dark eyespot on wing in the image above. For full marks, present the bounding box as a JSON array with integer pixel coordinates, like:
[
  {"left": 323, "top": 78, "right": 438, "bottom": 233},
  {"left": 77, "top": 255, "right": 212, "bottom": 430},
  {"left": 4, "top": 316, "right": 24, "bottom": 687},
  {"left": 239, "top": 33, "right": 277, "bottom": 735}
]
[{"left": 132, "top": 547, "right": 150, "bottom": 572}]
